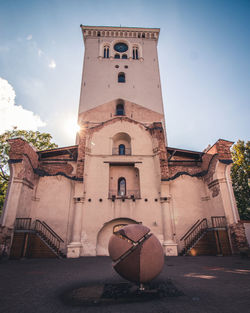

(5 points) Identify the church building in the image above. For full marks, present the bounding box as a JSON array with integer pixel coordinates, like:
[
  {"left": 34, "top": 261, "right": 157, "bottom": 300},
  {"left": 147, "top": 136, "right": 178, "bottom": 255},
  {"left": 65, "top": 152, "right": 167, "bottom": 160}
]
[{"left": 1, "top": 26, "right": 248, "bottom": 259}]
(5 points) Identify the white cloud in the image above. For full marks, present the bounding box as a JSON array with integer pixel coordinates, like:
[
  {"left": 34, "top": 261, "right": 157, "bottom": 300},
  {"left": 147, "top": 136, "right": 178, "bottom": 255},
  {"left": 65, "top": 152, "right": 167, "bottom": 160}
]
[
  {"left": 48, "top": 59, "right": 56, "bottom": 69},
  {"left": 26, "top": 34, "right": 32, "bottom": 40},
  {"left": 0, "top": 77, "right": 46, "bottom": 134}
]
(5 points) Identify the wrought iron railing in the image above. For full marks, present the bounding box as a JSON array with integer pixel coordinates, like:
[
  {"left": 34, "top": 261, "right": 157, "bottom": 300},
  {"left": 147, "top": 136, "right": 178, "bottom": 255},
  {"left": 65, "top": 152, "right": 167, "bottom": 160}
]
[
  {"left": 108, "top": 189, "right": 140, "bottom": 199},
  {"left": 181, "top": 218, "right": 208, "bottom": 254},
  {"left": 112, "top": 147, "right": 131, "bottom": 155},
  {"left": 14, "top": 218, "right": 31, "bottom": 230},
  {"left": 211, "top": 216, "right": 227, "bottom": 228},
  {"left": 34, "top": 220, "right": 64, "bottom": 254}
]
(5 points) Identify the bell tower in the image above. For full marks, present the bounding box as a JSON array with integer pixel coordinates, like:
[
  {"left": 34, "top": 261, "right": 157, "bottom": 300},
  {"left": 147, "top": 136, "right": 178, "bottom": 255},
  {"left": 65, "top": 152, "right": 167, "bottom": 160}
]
[{"left": 78, "top": 26, "right": 166, "bottom": 135}]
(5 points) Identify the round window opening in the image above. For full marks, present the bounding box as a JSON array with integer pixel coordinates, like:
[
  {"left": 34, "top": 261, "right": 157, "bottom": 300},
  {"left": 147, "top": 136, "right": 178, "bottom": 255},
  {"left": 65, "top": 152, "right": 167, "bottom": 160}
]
[{"left": 114, "top": 42, "right": 128, "bottom": 53}]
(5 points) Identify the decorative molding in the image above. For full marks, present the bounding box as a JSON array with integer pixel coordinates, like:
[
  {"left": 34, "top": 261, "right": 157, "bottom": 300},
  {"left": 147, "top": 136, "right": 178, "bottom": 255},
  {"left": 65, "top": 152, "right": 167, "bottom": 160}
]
[
  {"left": 81, "top": 26, "right": 159, "bottom": 40},
  {"left": 13, "top": 177, "right": 34, "bottom": 189},
  {"left": 33, "top": 168, "right": 83, "bottom": 182}
]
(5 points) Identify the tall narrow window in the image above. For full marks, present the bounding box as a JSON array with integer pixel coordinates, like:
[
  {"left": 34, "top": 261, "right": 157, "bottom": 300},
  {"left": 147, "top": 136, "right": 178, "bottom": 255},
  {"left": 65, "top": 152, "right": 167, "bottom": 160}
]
[
  {"left": 118, "top": 177, "right": 126, "bottom": 196},
  {"left": 116, "top": 104, "right": 124, "bottom": 115},
  {"left": 119, "top": 144, "right": 125, "bottom": 155},
  {"left": 133, "top": 47, "right": 139, "bottom": 60},
  {"left": 103, "top": 46, "right": 110, "bottom": 58},
  {"left": 118, "top": 72, "right": 125, "bottom": 83}
]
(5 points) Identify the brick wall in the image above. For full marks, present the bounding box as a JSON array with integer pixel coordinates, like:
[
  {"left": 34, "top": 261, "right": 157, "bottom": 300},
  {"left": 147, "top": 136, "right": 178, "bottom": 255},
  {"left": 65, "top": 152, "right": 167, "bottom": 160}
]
[{"left": 229, "top": 222, "right": 249, "bottom": 253}]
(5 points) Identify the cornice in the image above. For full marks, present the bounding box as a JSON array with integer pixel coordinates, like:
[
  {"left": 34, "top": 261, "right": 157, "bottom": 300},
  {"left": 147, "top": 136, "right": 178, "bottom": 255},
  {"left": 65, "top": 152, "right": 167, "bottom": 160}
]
[{"left": 80, "top": 25, "right": 160, "bottom": 41}]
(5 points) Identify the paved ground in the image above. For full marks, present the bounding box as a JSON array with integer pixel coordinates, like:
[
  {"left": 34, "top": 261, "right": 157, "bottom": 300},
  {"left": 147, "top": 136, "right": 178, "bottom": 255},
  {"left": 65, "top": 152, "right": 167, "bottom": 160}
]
[{"left": 0, "top": 256, "right": 250, "bottom": 313}]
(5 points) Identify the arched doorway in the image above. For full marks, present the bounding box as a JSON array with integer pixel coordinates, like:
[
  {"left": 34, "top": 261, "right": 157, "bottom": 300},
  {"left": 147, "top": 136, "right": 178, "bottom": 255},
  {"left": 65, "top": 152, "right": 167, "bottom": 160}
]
[{"left": 96, "top": 218, "right": 138, "bottom": 256}]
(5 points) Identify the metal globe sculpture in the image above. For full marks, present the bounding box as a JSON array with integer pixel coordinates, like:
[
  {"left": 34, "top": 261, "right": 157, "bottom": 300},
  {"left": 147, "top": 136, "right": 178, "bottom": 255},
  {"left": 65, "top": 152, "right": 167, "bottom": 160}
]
[{"left": 108, "top": 224, "right": 164, "bottom": 283}]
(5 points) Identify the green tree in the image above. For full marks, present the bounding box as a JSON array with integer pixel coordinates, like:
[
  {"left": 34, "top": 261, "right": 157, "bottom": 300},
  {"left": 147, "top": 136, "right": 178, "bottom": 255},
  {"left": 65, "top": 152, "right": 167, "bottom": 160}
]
[
  {"left": 231, "top": 140, "right": 250, "bottom": 220},
  {"left": 0, "top": 128, "right": 58, "bottom": 215}
]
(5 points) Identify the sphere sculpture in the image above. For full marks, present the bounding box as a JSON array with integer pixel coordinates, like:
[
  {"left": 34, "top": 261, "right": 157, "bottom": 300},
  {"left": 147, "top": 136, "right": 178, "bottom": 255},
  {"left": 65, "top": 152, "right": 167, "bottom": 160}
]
[{"left": 108, "top": 224, "right": 164, "bottom": 283}]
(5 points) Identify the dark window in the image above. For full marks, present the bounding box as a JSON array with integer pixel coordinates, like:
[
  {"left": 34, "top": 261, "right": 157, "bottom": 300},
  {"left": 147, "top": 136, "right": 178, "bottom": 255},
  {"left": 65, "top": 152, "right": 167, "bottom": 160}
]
[
  {"left": 122, "top": 54, "right": 127, "bottom": 59},
  {"left": 116, "top": 104, "right": 124, "bottom": 115},
  {"left": 118, "top": 72, "right": 125, "bottom": 83},
  {"left": 119, "top": 144, "right": 125, "bottom": 155},
  {"left": 97, "top": 31, "right": 100, "bottom": 37},
  {"left": 114, "top": 54, "right": 120, "bottom": 59},
  {"left": 118, "top": 177, "right": 126, "bottom": 196},
  {"left": 133, "top": 47, "right": 139, "bottom": 60},
  {"left": 104, "top": 46, "right": 110, "bottom": 58},
  {"left": 114, "top": 42, "right": 128, "bottom": 53}
]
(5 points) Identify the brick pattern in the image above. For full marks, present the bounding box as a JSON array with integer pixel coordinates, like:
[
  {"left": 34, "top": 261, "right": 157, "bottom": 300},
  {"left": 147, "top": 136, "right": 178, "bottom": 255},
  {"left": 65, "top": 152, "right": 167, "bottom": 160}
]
[
  {"left": 229, "top": 223, "right": 249, "bottom": 253},
  {"left": 148, "top": 122, "right": 169, "bottom": 179},
  {"left": 8, "top": 138, "right": 38, "bottom": 168},
  {"left": 0, "top": 226, "right": 12, "bottom": 257},
  {"left": 38, "top": 162, "right": 74, "bottom": 176},
  {"left": 76, "top": 129, "right": 86, "bottom": 179},
  {"left": 207, "top": 139, "right": 233, "bottom": 160},
  {"left": 8, "top": 138, "right": 78, "bottom": 181}
]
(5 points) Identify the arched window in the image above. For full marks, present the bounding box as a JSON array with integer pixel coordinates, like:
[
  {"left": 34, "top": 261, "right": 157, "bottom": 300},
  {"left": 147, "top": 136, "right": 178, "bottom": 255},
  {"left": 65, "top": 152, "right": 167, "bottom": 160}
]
[
  {"left": 133, "top": 47, "right": 139, "bottom": 60},
  {"left": 122, "top": 54, "right": 127, "bottom": 59},
  {"left": 103, "top": 45, "right": 110, "bottom": 58},
  {"left": 118, "top": 72, "right": 125, "bottom": 83},
  {"left": 114, "top": 54, "right": 120, "bottom": 59},
  {"left": 116, "top": 103, "right": 124, "bottom": 115},
  {"left": 119, "top": 144, "right": 125, "bottom": 155},
  {"left": 118, "top": 177, "right": 126, "bottom": 196}
]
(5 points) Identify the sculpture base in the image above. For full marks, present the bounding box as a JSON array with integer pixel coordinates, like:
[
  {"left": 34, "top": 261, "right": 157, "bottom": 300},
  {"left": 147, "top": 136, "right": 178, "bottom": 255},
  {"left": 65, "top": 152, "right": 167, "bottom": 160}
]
[{"left": 61, "top": 280, "right": 184, "bottom": 306}]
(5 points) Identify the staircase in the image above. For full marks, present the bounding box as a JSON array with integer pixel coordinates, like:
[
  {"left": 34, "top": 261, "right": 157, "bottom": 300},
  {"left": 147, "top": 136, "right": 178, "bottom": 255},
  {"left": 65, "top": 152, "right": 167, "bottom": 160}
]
[
  {"left": 10, "top": 218, "right": 66, "bottom": 259},
  {"left": 179, "top": 216, "right": 231, "bottom": 256}
]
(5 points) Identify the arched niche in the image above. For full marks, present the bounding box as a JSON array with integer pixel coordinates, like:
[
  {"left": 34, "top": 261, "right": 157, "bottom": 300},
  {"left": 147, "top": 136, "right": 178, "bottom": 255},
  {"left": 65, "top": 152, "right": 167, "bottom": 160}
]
[
  {"left": 112, "top": 132, "right": 131, "bottom": 155},
  {"left": 96, "top": 217, "right": 139, "bottom": 255}
]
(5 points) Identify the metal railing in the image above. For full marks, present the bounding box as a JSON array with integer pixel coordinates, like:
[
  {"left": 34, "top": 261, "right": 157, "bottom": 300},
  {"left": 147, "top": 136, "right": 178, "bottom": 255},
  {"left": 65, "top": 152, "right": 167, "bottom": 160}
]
[
  {"left": 34, "top": 220, "right": 64, "bottom": 254},
  {"left": 180, "top": 219, "right": 200, "bottom": 241},
  {"left": 108, "top": 189, "right": 140, "bottom": 199},
  {"left": 181, "top": 218, "right": 208, "bottom": 252},
  {"left": 112, "top": 147, "right": 131, "bottom": 155},
  {"left": 211, "top": 216, "right": 227, "bottom": 228},
  {"left": 14, "top": 218, "right": 31, "bottom": 230}
]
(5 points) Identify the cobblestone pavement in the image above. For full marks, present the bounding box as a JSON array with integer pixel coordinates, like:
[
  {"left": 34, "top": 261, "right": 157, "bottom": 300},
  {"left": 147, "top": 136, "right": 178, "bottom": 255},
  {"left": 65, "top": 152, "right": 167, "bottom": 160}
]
[{"left": 0, "top": 256, "right": 250, "bottom": 313}]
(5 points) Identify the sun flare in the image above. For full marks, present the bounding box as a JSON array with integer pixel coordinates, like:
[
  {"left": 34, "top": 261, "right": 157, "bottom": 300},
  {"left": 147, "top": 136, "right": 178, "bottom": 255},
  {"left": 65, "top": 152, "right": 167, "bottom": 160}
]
[{"left": 63, "top": 116, "right": 80, "bottom": 141}]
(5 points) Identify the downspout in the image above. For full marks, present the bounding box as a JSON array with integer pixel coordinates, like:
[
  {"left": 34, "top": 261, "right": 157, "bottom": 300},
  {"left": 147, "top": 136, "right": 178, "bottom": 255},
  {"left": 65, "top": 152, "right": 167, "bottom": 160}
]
[{"left": 225, "top": 164, "right": 238, "bottom": 223}]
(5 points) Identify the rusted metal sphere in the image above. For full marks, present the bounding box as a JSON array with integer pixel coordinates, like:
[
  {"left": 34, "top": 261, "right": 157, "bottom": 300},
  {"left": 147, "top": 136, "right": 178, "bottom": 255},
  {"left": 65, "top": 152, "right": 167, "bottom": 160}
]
[{"left": 108, "top": 224, "right": 164, "bottom": 283}]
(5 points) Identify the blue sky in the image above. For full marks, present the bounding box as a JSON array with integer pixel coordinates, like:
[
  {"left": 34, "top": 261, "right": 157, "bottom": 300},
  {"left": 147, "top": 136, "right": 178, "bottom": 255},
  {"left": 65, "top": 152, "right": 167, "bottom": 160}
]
[{"left": 0, "top": 0, "right": 249, "bottom": 151}]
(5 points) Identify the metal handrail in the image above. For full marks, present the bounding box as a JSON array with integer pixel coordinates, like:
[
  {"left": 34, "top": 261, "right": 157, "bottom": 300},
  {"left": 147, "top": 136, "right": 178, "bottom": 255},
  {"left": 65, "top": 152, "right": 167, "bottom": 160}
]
[
  {"left": 14, "top": 218, "right": 31, "bottom": 230},
  {"left": 108, "top": 189, "right": 140, "bottom": 199},
  {"left": 42, "top": 221, "right": 64, "bottom": 242},
  {"left": 180, "top": 219, "right": 200, "bottom": 241},
  {"left": 183, "top": 218, "right": 208, "bottom": 250},
  {"left": 211, "top": 216, "right": 227, "bottom": 228},
  {"left": 35, "top": 220, "right": 63, "bottom": 254},
  {"left": 112, "top": 147, "right": 131, "bottom": 155}
]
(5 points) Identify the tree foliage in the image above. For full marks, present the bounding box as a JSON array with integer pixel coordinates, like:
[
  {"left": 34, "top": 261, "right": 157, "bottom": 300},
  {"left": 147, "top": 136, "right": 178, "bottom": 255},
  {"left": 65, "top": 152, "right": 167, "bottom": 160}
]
[
  {"left": 0, "top": 128, "right": 58, "bottom": 215},
  {"left": 231, "top": 140, "right": 250, "bottom": 220}
]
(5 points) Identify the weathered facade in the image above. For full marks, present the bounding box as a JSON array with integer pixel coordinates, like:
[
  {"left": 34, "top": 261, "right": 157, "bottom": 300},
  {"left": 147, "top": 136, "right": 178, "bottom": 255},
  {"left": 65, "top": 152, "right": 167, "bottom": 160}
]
[{"left": 1, "top": 26, "right": 247, "bottom": 258}]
